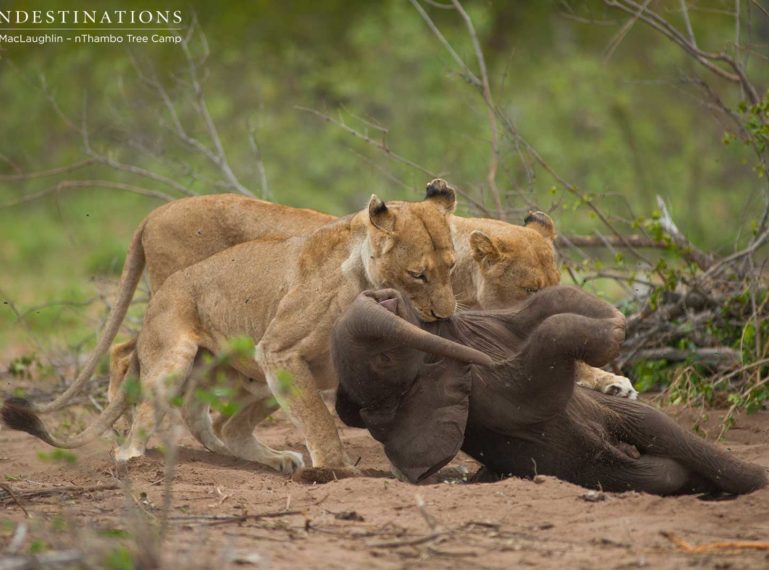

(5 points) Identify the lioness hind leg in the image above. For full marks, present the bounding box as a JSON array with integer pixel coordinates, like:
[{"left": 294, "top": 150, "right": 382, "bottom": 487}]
[
  {"left": 108, "top": 337, "right": 137, "bottom": 403},
  {"left": 115, "top": 336, "right": 198, "bottom": 462},
  {"left": 183, "top": 368, "right": 304, "bottom": 474},
  {"left": 109, "top": 338, "right": 138, "bottom": 430},
  {"left": 182, "top": 379, "right": 234, "bottom": 458},
  {"left": 220, "top": 395, "right": 304, "bottom": 474}
]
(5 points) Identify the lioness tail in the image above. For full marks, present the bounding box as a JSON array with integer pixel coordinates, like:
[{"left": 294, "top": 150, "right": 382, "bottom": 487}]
[{"left": 32, "top": 220, "right": 147, "bottom": 414}]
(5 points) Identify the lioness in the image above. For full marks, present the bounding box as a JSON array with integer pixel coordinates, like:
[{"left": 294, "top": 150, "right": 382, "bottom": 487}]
[{"left": 6, "top": 183, "right": 459, "bottom": 473}]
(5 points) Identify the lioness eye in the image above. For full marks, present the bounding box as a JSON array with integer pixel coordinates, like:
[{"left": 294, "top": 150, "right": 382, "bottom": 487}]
[
  {"left": 524, "top": 287, "right": 539, "bottom": 295},
  {"left": 408, "top": 270, "right": 427, "bottom": 282}
]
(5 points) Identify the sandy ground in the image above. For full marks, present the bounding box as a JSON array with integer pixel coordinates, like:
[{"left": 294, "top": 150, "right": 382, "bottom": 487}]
[{"left": 1, "top": 393, "right": 768, "bottom": 569}]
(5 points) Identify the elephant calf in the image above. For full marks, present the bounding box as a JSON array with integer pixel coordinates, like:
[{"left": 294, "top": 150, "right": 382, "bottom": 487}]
[{"left": 331, "top": 286, "right": 767, "bottom": 495}]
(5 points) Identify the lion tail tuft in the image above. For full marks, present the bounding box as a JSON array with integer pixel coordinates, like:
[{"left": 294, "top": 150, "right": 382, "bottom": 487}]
[{"left": 2, "top": 397, "right": 57, "bottom": 446}]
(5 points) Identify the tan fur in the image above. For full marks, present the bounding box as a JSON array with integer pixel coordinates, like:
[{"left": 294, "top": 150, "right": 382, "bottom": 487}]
[{"left": 35, "top": 187, "right": 459, "bottom": 473}]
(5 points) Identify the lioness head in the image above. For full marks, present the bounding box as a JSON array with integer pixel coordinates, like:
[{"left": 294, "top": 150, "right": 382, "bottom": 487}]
[
  {"left": 365, "top": 179, "right": 457, "bottom": 322},
  {"left": 470, "top": 211, "right": 560, "bottom": 308}
]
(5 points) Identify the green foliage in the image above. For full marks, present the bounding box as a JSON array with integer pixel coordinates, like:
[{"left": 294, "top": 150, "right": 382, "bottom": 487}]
[
  {"left": 739, "top": 91, "right": 769, "bottom": 154},
  {"left": 275, "top": 369, "right": 299, "bottom": 398},
  {"left": 227, "top": 335, "right": 256, "bottom": 359},
  {"left": 28, "top": 540, "right": 49, "bottom": 554},
  {"left": 7, "top": 354, "right": 39, "bottom": 379},
  {"left": 122, "top": 377, "right": 142, "bottom": 405},
  {"left": 36, "top": 449, "right": 78, "bottom": 464},
  {"left": 104, "top": 546, "right": 136, "bottom": 570},
  {"left": 97, "top": 528, "right": 132, "bottom": 539},
  {"left": 630, "top": 360, "right": 673, "bottom": 394},
  {"left": 85, "top": 241, "right": 129, "bottom": 276},
  {"left": 193, "top": 384, "right": 240, "bottom": 417}
]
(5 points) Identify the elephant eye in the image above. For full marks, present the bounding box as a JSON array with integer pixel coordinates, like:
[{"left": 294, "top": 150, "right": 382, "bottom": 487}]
[
  {"left": 376, "top": 352, "right": 396, "bottom": 365},
  {"left": 408, "top": 270, "right": 427, "bottom": 283}
]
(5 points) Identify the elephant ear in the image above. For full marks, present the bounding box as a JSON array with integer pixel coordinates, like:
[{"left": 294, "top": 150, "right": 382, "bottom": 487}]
[
  {"left": 376, "top": 359, "right": 472, "bottom": 484},
  {"left": 335, "top": 384, "right": 367, "bottom": 429}
]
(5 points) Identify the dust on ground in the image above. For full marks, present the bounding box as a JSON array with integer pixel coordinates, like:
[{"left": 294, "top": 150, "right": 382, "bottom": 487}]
[{"left": 1, "top": 395, "right": 768, "bottom": 569}]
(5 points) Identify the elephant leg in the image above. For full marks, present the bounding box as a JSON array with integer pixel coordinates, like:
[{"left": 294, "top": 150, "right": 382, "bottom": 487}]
[
  {"left": 509, "top": 313, "right": 626, "bottom": 420},
  {"left": 503, "top": 285, "right": 623, "bottom": 335},
  {"left": 602, "top": 397, "right": 768, "bottom": 494},
  {"left": 579, "top": 455, "right": 716, "bottom": 495}
]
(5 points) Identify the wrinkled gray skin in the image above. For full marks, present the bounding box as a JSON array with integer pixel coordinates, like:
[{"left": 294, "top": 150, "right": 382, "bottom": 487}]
[{"left": 331, "top": 286, "right": 768, "bottom": 495}]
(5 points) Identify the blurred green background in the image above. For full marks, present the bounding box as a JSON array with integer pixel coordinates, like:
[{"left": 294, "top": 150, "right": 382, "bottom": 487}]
[{"left": 1, "top": 0, "right": 767, "bottom": 353}]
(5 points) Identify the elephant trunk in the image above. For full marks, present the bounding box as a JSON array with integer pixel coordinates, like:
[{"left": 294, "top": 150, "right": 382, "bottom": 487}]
[{"left": 350, "top": 292, "right": 494, "bottom": 367}]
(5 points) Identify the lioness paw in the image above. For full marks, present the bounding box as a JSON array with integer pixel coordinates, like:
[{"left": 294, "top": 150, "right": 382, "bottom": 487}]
[
  {"left": 274, "top": 450, "right": 305, "bottom": 474},
  {"left": 577, "top": 367, "right": 638, "bottom": 400},
  {"left": 601, "top": 376, "right": 638, "bottom": 400},
  {"left": 114, "top": 444, "right": 145, "bottom": 463}
]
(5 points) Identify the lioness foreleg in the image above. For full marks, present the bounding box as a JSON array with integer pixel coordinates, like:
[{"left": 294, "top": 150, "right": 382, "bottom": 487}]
[
  {"left": 575, "top": 362, "right": 638, "bottom": 400},
  {"left": 255, "top": 347, "right": 348, "bottom": 469}
]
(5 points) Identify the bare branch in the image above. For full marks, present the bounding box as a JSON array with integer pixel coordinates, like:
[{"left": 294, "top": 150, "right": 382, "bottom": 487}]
[
  {"left": 247, "top": 118, "right": 272, "bottom": 200},
  {"left": 604, "top": 0, "right": 653, "bottom": 61},
  {"left": 605, "top": 0, "right": 760, "bottom": 104},
  {"left": 296, "top": 105, "right": 493, "bottom": 216},
  {"left": 0, "top": 159, "right": 95, "bottom": 182},
  {"left": 678, "top": 0, "right": 697, "bottom": 48},
  {"left": 623, "top": 347, "right": 741, "bottom": 366},
  {"left": 408, "top": 0, "right": 481, "bottom": 88},
  {"left": 178, "top": 29, "right": 254, "bottom": 197},
  {"left": 88, "top": 153, "right": 197, "bottom": 197},
  {"left": 450, "top": 0, "right": 503, "bottom": 216},
  {"left": 749, "top": 0, "right": 769, "bottom": 20},
  {"left": 1, "top": 180, "right": 173, "bottom": 208}
]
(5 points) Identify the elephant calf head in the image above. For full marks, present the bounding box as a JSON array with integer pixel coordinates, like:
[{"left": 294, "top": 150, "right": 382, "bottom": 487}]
[
  {"left": 331, "top": 287, "right": 768, "bottom": 495},
  {"left": 331, "top": 288, "right": 492, "bottom": 482}
]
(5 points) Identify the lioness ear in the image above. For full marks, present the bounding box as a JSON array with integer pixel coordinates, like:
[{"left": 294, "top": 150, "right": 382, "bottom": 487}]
[
  {"left": 524, "top": 210, "right": 556, "bottom": 241},
  {"left": 368, "top": 194, "right": 396, "bottom": 233},
  {"left": 470, "top": 230, "right": 500, "bottom": 265},
  {"left": 424, "top": 178, "right": 457, "bottom": 214}
]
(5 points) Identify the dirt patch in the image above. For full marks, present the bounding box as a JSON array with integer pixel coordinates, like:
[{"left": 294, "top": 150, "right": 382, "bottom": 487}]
[{"left": 1, "top": 402, "right": 768, "bottom": 569}]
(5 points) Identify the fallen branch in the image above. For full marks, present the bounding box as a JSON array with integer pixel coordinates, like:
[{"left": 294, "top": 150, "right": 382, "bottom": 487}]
[
  {"left": 0, "top": 483, "right": 120, "bottom": 503},
  {"left": 0, "top": 483, "right": 30, "bottom": 518},
  {"left": 367, "top": 531, "right": 448, "bottom": 549},
  {"left": 623, "top": 347, "right": 741, "bottom": 366},
  {"left": 169, "top": 509, "right": 303, "bottom": 527},
  {"left": 662, "top": 531, "right": 769, "bottom": 553},
  {"left": 0, "top": 550, "right": 82, "bottom": 570}
]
